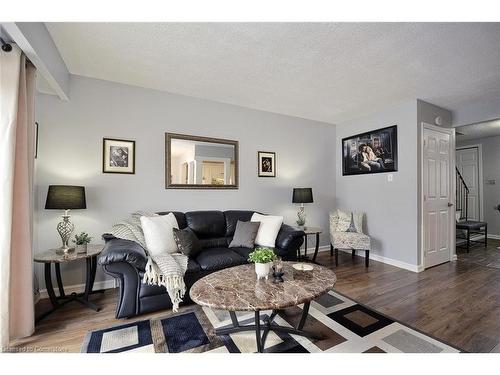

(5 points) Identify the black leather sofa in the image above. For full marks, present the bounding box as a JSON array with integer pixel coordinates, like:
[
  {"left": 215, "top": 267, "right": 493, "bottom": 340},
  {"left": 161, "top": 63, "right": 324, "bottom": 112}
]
[{"left": 98, "top": 210, "right": 304, "bottom": 318}]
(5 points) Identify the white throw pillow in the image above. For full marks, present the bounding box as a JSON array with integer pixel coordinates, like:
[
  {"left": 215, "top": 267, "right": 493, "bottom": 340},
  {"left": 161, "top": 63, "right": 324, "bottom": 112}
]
[
  {"left": 140, "top": 213, "right": 179, "bottom": 255},
  {"left": 251, "top": 213, "right": 283, "bottom": 247}
]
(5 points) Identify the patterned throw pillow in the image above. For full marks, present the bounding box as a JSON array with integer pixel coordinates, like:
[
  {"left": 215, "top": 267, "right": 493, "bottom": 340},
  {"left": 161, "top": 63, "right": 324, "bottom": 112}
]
[
  {"left": 172, "top": 227, "right": 202, "bottom": 257},
  {"left": 335, "top": 209, "right": 364, "bottom": 234},
  {"left": 336, "top": 210, "right": 352, "bottom": 232}
]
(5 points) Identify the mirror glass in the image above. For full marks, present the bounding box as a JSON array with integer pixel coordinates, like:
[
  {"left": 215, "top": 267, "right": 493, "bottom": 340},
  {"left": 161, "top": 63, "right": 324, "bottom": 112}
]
[{"left": 166, "top": 133, "right": 238, "bottom": 189}]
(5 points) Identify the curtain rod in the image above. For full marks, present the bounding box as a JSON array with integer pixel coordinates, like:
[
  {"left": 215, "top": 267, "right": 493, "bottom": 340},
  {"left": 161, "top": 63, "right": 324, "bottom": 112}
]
[{"left": 1, "top": 37, "right": 13, "bottom": 52}]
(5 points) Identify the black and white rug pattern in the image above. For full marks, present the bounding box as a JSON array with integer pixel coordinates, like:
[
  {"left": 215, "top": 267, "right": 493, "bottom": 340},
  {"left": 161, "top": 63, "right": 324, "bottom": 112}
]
[{"left": 82, "top": 291, "right": 461, "bottom": 353}]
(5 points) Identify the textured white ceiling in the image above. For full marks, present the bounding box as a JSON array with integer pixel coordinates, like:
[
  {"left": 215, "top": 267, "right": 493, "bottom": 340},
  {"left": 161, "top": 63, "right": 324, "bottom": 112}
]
[
  {"left": 456, "top": 118, "right": 500, "bottom": 142},
  {"left": 45, "top": 22, "right": 500, "bottom": 124}
]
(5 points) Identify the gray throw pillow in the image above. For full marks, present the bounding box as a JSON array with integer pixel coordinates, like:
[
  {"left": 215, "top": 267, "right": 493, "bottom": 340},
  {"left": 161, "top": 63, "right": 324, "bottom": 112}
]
[
  {"left": 229, "top": 220, "right": 261, "bottom": 249},
  {"left": 172, "top": 227, "right": 202, "bottom": 257}
]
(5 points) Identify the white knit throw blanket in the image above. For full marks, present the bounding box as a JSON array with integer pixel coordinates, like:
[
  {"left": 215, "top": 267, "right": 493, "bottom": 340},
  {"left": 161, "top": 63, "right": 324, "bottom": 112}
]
[{"left": 110, "top": 211, "right": 188, "bottom": 312}]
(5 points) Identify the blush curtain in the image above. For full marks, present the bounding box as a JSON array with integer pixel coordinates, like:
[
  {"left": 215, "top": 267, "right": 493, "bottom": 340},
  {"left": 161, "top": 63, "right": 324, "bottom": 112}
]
[{"left": 0, "top": 45, "right": 36, "bottom": 349}]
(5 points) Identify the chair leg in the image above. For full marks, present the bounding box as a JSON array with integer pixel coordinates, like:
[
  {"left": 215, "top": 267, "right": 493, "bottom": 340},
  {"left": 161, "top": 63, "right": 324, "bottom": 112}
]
[
  {"left": 330, "top": 243, "right": 334, "bottom": 256},
  {"left": 485, "top": 224, "right": 488, "bottom": 248},
  {"left": 365, "top": 250, "right": 369, "bottom": 267},
  {"left": 351, "top": 249, "right": 356, "bottom": 259},
  {"left": 335, "top": 248, "right": 338, "bottom": 267},
  {"left": 466, "top": 229, "right": 470, "bottom": 253}
]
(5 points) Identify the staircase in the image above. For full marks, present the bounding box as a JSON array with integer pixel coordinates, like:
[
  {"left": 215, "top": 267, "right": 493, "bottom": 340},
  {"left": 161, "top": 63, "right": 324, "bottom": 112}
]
[
  {"left": 455, "top": 167, "right": 469, "bottom": 221},
  {"left": 455, "top": 166, "right": 488, "bottom": 252}
]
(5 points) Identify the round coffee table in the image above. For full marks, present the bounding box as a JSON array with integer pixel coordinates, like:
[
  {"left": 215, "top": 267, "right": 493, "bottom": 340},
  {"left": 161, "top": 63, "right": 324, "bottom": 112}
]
[{"left": 190, "top": 262, "right": 337, "bottom": 352}]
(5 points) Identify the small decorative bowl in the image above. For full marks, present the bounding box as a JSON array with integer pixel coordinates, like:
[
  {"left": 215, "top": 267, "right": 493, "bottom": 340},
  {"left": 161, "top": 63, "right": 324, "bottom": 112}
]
[{"left": 292, "top": 263, "right": 314, "bottom": 272}]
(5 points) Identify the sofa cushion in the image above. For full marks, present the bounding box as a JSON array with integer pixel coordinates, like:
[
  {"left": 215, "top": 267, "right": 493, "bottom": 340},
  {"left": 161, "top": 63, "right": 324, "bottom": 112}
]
[
  {"left": 229, "top": 246, "right": 254, "bottom": 260},
  {"left": 199, "top": 237, "right": 229, "bottom": 249},
  {"left": 195, "top": 247, "right": 247, "bottom": 271},
  {"left": 186, "top": 211, "right": 226, "bottom": 239},
  {"left": 224, "top": 210, "right": 256, "bottom": 237}
]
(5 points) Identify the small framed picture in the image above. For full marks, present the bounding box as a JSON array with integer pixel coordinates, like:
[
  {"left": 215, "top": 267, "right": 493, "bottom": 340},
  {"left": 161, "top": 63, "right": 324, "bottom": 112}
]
[
  {"left": 102, "top": 138, "right": 135, "bottom": 174},
  {"left": 258, "top": 151, "right": 276, "bottom": 177}
]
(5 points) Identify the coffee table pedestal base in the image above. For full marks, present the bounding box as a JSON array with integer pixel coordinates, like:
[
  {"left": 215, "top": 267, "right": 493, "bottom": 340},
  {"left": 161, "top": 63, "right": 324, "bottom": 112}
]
[{"left": 215, "top": 302, "right": 319, "bottom": 353}]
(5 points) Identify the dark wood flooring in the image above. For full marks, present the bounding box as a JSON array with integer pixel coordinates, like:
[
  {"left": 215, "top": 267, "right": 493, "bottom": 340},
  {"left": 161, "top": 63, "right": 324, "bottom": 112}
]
[{"left": 9, "top": 245, "right": 500, "bottom": 353}]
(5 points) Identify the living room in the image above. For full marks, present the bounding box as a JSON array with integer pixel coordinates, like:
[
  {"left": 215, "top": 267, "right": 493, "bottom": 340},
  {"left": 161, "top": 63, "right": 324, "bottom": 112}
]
[{"left": 1, "top": 1, "right": 500, "bottom": 373}]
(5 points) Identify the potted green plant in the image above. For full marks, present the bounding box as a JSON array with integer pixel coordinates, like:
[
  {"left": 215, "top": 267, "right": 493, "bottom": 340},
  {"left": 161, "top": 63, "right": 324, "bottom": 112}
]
[
  {"left": 73, "top": 232, "right": 92, "bottom": 253},
  {"left": 248, "top": 247, "right": 277, "bottom": 279}
]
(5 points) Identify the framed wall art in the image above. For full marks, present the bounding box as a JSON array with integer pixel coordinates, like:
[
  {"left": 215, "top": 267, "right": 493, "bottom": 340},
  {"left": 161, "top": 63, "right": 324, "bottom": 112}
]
[
  {"left": 342, "top": 125, "right": 398, "bottom": 176},
  {"left": 102, "top": 138, "right": 136, "bottom": 174}
]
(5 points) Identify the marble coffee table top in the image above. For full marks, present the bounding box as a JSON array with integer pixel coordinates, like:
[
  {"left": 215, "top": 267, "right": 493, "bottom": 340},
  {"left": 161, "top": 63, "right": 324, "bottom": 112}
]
[{"left": 189, "top": 262, "right": 337, "bottom": 311}]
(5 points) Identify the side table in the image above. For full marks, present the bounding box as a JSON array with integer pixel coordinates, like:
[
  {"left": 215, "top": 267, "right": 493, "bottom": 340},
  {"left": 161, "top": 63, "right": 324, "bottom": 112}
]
[
  {"left": 34, "top": 244, "right": 104, "bottom": 323},
  {"left": 293, "top": 226, "right": 322, "bottom": 263}
]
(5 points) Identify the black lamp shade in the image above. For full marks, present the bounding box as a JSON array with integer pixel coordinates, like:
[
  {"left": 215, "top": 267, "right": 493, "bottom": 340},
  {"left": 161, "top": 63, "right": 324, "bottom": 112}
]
[
  {"left": 45, "top": 185, "right": 86, "bottom": 210},
  {"left": 292, "top": 188, "right": 313, "bottom": 204}
]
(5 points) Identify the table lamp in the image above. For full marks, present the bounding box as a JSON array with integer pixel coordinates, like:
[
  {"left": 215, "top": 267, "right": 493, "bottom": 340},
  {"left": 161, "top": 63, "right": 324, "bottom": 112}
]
[
  {"left": 292, "top": 188, "right": 313, "bottom": 227},
  {"left": 45, "top": 185, "right": 86, "bottom": 254}
]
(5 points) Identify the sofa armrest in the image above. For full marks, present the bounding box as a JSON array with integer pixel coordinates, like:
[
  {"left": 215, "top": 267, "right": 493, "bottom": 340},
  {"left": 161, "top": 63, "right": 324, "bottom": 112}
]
[
  {"left": 275, "top": 224, "right": 304, "bottom": 250},
  {"left": 98, "top": 235, "right": 148, "bottom": 271}
]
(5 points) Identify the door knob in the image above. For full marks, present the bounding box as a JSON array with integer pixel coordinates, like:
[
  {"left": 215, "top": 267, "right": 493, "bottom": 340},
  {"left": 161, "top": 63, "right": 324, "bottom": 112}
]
[{"left": 448, "top": 202, "right": 454, "bottom": 207}]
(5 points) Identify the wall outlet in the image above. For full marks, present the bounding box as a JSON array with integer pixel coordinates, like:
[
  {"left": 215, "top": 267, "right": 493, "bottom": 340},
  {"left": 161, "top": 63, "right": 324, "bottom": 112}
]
[{"left": 387, "top": 174, "right": 393, "bottom": 182}]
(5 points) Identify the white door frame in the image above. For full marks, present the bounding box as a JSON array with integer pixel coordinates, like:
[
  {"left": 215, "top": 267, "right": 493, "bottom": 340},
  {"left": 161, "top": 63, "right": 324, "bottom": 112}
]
[
  {"left": 419, "top": 122, "right": 456, "bottom": 269},
  {"left": 455, "top": 144, "right": 484, "bottom": 221}
]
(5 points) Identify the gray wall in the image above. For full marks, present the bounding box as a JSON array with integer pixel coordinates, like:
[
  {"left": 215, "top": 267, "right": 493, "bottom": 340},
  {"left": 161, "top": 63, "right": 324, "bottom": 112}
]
[
  {"left": 34, "top": 75, "right": 336, "bottom": 290},
  {"left": 457, "top": 136, "right": 500, "bottom": 236},
  {"left": 335, "top": 100, "right": 419, "bottom": 266}
]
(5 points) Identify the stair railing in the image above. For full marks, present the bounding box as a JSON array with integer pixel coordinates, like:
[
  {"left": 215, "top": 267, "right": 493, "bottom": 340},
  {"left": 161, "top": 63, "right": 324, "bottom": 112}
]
[{"left": 455, "top": 167, "right": 469, "bottom": 221}]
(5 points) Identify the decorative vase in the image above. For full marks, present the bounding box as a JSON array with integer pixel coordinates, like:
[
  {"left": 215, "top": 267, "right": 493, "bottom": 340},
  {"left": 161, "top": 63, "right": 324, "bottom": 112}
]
[
  {"left": 75, "top": 243, "right": 88, "bottom": 254},
  {"left": 255, "top": 262, "right": 272, "bottom": 279}
]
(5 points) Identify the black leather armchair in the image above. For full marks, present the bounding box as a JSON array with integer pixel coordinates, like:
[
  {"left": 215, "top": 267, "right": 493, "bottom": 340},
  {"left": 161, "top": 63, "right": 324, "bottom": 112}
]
[{"left": 99, "top": 210, "right": 304, "bottom": 318}]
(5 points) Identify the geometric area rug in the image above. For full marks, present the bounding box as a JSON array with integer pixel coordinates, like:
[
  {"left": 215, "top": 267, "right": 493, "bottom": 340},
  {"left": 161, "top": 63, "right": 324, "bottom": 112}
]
[{"left": 81, "top": 291, "right": 461, "bottom": 353}]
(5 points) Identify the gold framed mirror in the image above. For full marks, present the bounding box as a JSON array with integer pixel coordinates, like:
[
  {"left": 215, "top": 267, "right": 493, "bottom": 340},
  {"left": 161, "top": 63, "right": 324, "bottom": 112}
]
[{"left": 165, "top": 133, "right": 239, "bottom": 189}]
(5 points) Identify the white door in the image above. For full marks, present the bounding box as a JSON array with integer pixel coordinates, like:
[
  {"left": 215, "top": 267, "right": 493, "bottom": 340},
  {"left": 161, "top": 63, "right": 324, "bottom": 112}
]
[
  {"left": 423, "top": 126, "right": 453, "bottom": 268},
  {"left": 456, "top": 147, "right": 481, "bottom": 221}
]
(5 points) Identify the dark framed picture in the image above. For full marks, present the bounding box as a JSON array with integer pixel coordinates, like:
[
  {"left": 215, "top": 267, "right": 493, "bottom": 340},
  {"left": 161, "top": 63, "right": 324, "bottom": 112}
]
[
  {"left": 258, "top": 151, "right": 276, "bottom": 177},
  {"left": 102, "top": 138, "right": 135, "bottom": 174},
  {"left": 342, "top": 125, "right": 398, "bottom": 176}
]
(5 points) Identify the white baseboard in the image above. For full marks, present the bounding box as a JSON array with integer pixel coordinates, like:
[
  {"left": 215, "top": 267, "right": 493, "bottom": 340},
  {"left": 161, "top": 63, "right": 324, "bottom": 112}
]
[
  {"left": 487, "top": 234, "right": 500, "bottom": 240},
  {"left": 38, "top": 279, "right": 117, "bottom": 301},
  {"left": 300, "top": 245, "right": 422, "bottom": 273}
]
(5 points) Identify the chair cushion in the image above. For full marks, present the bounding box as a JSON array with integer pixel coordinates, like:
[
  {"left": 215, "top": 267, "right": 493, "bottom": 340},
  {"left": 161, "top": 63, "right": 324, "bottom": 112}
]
[
  {"left": 456, "top": 221, "right": 487, "bottom": 230},
  {"left": 186, "top": 211, "right": 226, "bottom": 239},
  {"left": 224, "top": 210, "right": 256, "bottom": 237},
  {"left": 195, "top": 247, "right": 247, "bottom": 271},
  {"left": 331, "top": 231, "right": 371, "bottom": 251}
]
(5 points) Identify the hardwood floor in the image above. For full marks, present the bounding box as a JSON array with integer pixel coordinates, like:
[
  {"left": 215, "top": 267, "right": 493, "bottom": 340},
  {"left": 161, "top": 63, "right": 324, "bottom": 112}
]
[{"left": 9, "top": 247, "right": 500, "bottom": 353}]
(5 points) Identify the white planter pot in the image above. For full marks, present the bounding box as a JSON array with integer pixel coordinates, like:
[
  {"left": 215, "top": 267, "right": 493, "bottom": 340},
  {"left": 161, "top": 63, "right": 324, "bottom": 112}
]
[
  {"left": 254, "top": 262, "right": 272, "bottom": 280},
  {"left": 75, "top": 243, "right": 88, "bottom": 254}
]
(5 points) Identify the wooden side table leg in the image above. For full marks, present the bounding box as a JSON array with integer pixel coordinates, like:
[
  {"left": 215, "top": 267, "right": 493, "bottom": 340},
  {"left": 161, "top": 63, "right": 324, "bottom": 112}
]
[
  {"left": 55, "top": 263, "right": 66, "bottom": 298},
  {"left": 335, "top": 248, "right": 339, "bottom": 266},
  {"left": 44, "top": 263, "right": 58, "bottom": 307},
  {"left": 304, "top": 235, "right": 308, "bottom": 258}
]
